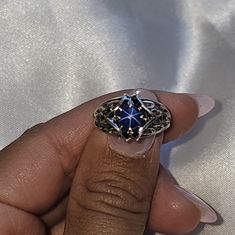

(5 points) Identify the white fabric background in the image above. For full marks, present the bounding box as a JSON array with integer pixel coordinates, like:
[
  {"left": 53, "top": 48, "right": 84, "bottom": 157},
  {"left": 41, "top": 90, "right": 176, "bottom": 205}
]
[{"left": 0, "top": 1, "right": 234, "bottom": 234}]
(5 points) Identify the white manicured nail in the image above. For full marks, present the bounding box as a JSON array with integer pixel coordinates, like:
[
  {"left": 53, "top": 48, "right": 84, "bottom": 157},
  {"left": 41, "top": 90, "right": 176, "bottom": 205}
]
[
  {"left": 176, "top": 186, "right": 217, "bottom": 223},
  {"left": 187, "top": 94, "right": 215, "bottom": 118}
]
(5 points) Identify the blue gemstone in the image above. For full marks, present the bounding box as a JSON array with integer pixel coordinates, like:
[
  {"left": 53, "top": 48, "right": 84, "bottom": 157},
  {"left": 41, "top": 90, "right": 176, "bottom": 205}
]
[{"left": 108, "top": 95, "right": 154, "bottom": 140}]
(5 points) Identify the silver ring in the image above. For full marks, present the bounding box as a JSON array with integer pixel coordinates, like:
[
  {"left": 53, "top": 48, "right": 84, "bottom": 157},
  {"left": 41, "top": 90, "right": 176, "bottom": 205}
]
[{"left": 94, "top": 91, "right": 171, "bottom": 142}]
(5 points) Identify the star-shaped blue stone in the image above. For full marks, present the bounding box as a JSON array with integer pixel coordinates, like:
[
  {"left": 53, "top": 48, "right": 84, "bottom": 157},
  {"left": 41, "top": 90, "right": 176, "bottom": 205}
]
[{"left": 107, "top": 94, "right": 155, "bottom": 141}]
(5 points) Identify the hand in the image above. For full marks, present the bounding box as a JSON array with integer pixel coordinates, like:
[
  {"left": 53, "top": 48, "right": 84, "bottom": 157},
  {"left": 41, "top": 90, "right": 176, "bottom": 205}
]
[{"left": 0, "top": 89, "right": 217, "bottom": 235}]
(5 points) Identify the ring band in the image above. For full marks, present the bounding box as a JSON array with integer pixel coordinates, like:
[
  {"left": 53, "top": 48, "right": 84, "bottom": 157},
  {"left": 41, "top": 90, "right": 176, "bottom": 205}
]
[{"left": 94, "top": 91, "right": 171, "bottom": 141}]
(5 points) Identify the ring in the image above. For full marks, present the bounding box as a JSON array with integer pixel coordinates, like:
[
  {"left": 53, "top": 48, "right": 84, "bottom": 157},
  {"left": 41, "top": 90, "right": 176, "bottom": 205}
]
[{"left": 94, "top": 90, "right": 171, "bottom": 142}]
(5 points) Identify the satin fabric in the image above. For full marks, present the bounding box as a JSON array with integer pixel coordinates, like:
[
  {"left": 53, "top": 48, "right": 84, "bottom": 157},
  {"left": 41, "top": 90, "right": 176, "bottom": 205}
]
[{"left": 0, "top": 1, "right": 234, "bottom": 234}]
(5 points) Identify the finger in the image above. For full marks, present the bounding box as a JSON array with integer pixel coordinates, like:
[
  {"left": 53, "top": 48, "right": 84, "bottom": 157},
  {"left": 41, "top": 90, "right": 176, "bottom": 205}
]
[
  {"left": 64, "top": 90, "right": 195, "bottom": 234},
  {"left": 65, "top": 131, "right": 161, "bottom": 233},
  {"left": 149, "top": 165, "right": 200, "bottom": 235},
  {"left": 157, "top": 91, "right": 197, "bottom": 143},
  {"left": 161, "top": 92, "right": 214, "bottom": 143},
  {"left": 148, "top": 165, "right": 216, "bottom": 235},
  {"left": 0, "top": 89, "right": 201, "bottom": 215}
]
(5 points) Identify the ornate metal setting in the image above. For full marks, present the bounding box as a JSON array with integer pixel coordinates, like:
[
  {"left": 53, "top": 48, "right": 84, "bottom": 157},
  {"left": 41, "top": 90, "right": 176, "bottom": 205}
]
[{"left": 94, "top": 91, "right": 171, "bottom": 141}]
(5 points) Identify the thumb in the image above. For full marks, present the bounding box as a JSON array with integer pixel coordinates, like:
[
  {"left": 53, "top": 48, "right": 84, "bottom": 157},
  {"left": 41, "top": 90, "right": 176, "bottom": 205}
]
[{"left": 64, "top": 89, "right": 165, "bottom": 235}]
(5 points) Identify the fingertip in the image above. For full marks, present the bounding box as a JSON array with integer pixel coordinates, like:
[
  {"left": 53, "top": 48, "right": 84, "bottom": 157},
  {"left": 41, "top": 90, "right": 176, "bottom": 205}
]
[
  {"left": 148, "top": 184, "right": 201, "bottom": 235},
  {"left": 147, "top": 166, "right": 201, "bottom": 235}
]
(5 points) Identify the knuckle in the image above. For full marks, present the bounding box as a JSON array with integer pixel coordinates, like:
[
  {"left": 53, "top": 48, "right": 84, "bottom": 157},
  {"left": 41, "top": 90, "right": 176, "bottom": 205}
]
[
  {"left": 22, "top": 123, "right": 46, "bottom": 137},
  {"left": 74, "top": 172, "right": 150, "bottom": 223},
  {"left": 20, "top": 123, "right": 61, "bottom": 155},
  {"left": 21, "top": 123, "right": 55, "bottom": 148},
  {"left": 21, "top": 122, "right": 59, "bottom": 147}
]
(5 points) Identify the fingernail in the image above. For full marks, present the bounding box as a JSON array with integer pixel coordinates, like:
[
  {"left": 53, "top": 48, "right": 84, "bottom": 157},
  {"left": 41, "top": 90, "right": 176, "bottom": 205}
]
[
  {"left": 108, "top": 89, "right": 159, "bottom": 158},
  {"left": 187, "top": 94, "right": 215, "bottom": 118},
  {"left": 176, "top": 186, "right": 217, "bottom": 223}
]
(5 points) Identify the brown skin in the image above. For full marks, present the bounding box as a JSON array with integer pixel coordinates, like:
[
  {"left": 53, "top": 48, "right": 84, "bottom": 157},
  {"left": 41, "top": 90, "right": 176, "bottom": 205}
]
[
  {"left": 149, "top": 166, "right": 201, "bottom": 235},
  {"left": 0, "top": 90, "right": 200, "bottom": 235},
  {"left": 65, "top": 129, "right": 161, "bottom": 235}
]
